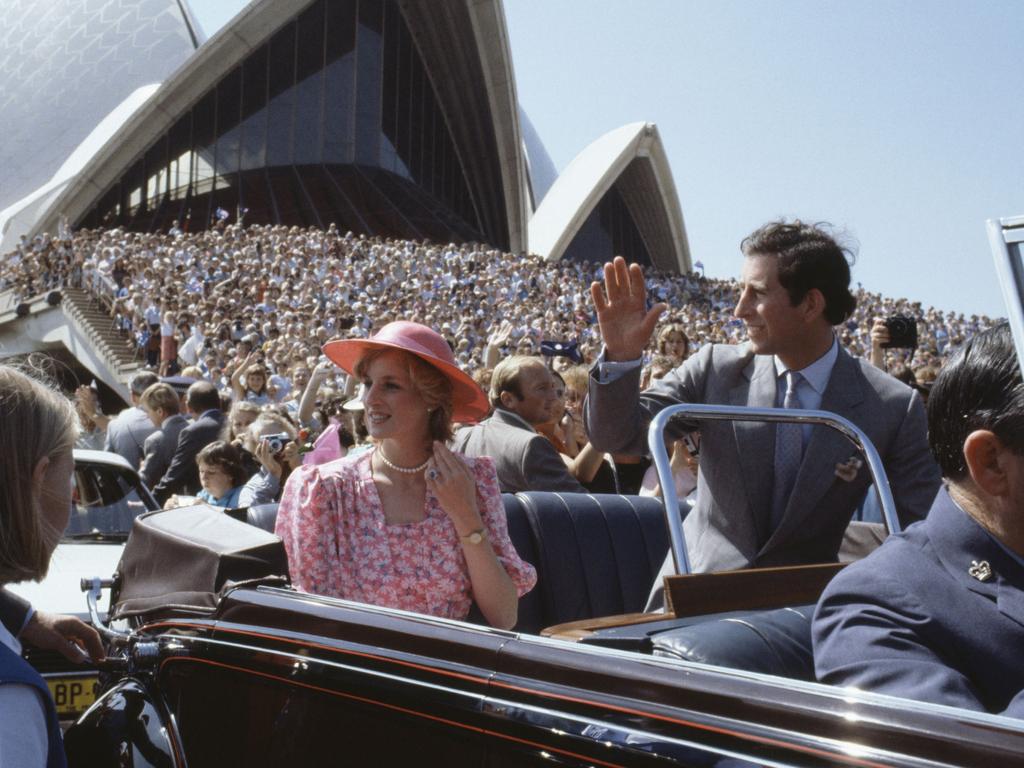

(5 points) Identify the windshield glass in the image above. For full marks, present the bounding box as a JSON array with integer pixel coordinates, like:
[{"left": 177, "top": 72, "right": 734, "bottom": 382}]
[{"left": 66, "top": 460, "right": 155, "bottom": 539}]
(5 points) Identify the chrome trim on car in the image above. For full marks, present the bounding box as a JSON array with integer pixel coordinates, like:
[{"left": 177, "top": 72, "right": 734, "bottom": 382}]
[{"left": 648, "top": 403, "right": 898, "bottom": 575}]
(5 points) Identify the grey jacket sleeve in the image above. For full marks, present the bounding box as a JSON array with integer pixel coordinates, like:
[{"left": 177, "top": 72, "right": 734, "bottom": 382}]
[
  {"left": 585, "top": 343, "right": 713, "bottom": 456},
  {"left": 881, "top": 389, "right": 942, "bottom": 527}
]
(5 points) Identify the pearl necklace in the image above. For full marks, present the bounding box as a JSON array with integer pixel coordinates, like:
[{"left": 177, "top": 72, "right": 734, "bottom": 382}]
[{"left": 376, "top": 446, "right": 430, "bottom": 474}]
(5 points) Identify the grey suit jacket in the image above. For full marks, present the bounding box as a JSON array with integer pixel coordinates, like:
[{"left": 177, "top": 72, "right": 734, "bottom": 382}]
[
  {"left": 103, "top": 406, "right": 157, "bottom": 468},
  {"left": 452, "top": 409, "right": 585, "bottom": 494},
  {"left": 586, "top": 341, "right": 940, "bottom": 574},
  {"left": 139, "top": 413, "right": 189, "bottom": 490}
]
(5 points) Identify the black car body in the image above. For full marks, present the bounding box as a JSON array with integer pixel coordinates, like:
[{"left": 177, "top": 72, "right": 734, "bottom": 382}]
[{"left": 63, "top": 492, "right": 1024, "bottom": 768}]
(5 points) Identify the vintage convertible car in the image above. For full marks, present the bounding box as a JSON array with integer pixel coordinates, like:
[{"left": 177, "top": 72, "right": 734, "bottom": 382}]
[
  {"left": 61, "top": 218, "right": 1024, "bottom": 765},
  {"left": 61, "top": 493, "right": 1024, "bottom": 767}
]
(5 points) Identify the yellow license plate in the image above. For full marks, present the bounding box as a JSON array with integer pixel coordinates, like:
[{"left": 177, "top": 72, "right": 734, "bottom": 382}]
[{"left": 46, "top": 675, "right": 98, "bottom": 717}]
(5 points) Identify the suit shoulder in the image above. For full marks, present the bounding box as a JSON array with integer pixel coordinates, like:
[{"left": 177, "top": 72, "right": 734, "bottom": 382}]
[
  {"left": 694, "top": 341, "right": 756, "bottom": 376},
  {"left": 820, "top": 520, "right": 936, "bottom": 601},
  {"left": 851, "top": 353, "right": 917, "bottom": 402}
]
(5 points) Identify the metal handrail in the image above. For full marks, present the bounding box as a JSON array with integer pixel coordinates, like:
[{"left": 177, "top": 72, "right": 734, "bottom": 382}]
[{"left": 647, "top": 403, "right": 899, "bottom": 576}]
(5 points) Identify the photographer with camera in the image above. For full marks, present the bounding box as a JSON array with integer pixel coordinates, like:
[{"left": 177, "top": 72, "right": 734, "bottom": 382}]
[
  {"left": 238, "top": 412, "right": 303, "bottom": 507},
  {"left": 869, "top": 315, "right": 919, "bottom": 371}
]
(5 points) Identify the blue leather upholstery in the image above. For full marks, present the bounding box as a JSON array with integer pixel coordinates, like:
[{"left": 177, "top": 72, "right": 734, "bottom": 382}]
[
  {"left": 504, "top": 493, "right": 669, "bottom": 635},
  {"left": 246, "top": 504, "right": 279, "bottom": 533},
  {"left": 649, "top": 604, "right": 815, "bottom": 680}
]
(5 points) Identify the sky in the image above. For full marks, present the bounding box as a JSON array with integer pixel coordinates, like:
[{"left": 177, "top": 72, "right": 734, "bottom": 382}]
[{"left": 193, "top": 1, "right": 1024, "bottom": 317}]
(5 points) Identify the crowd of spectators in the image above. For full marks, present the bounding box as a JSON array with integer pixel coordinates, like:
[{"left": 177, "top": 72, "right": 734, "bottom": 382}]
[
  {"left": 1, "top": 223, "right": 995, "bottom": 401},
  {"left": 0, "top": 221, "right": 996, "bottom": 509}
]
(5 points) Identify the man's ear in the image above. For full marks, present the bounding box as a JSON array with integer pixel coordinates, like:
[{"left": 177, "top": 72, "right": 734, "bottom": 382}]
[
  {"left": 802, "top": 288, "right": 827, "bottom": 322},
  {"left": 498, "top": 390, "right": 516, "bottom": 411},
  {"left": 963, "top": 430, "right": 1009, "bottom": 497}
]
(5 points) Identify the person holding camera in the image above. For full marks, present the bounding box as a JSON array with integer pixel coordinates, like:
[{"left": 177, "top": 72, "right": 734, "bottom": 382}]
[
  {"left": 238, "top": 412, "right": 303, "bottom": 506},
  {"left": 869, "top": 315, "right": 919, "bottom": 371},
  {"left": 587, "top": 220, "right": 941, "bottom": 588}
]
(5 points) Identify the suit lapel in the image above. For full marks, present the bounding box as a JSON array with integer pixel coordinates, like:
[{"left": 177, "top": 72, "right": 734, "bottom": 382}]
[
  {"left": 929, "top": 489, "right": 1024, "bottom": 629},
  {"left": 762, "top": 348, "right": 865, "bottom": 551},
  {"left": 731, "top": 356, "right": 777, "bottom": 545}
]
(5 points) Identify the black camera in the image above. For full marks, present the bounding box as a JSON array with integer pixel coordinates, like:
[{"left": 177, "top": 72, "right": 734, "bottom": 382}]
[
  {"left": 882, "top": 315, "right": 918, "bottom": 349},
  {"left": 262, "top": 433, "right": 291, "bottom": 454}
]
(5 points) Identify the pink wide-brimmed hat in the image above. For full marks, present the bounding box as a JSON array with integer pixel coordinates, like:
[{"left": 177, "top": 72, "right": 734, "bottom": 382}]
[{"left": 322, "top": 321, "right": 489, "bottom": 423}]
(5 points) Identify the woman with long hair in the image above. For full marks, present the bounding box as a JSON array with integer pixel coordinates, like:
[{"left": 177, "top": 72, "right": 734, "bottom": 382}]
[
  {"left": 275, "top": 322, "right": 535, "bottom": 629},
  {"left": 0, "top": 366, "right": 96, "bottom": 767}
]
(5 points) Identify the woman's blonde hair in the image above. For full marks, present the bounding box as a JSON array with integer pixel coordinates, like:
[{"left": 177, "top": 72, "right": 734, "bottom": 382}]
[
  {"left": 355, "top": 349, "right": 454, "bottom": 443},
  {"left": 0, "top": 366, "right": 78, "bottom": 583},
  {"left": 656, "top": 323, "right": 690, "bottom": 359}
]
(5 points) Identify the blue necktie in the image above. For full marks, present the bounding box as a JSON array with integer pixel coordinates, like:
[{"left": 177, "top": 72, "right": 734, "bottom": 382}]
[{"left": 771, "top": 371, "right": 804, "bottom": 529}]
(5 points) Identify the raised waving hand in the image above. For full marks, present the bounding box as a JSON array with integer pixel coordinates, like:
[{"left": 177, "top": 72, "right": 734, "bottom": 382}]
[{"left": 590, "top": 256, "right": 667, "bottom": 362}]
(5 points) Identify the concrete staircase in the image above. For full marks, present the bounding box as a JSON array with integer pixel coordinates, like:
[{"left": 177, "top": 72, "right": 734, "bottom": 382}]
[{"left": 61, "top": 288, "right": 143, "bottom": 380}]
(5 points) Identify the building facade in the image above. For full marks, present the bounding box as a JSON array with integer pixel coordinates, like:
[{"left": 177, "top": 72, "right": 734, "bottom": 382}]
[{"left": 9, "top": 0, "right": 690, "bottom": 272}]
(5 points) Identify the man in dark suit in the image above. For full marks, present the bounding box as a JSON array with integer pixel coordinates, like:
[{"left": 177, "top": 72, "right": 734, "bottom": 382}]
[
  {"left": 587, "top": 220, "right": 939, "bottom": 576},
  {"left": 151, "top": 380, "right": 225, "bottom": 505},
  {"left": 814, "top": 323, "right": 1024, "bottom": 717},
  {"left": 453, "top": 356, "right": 584, "bottom": 493},
  {"left": 103, "top": 371, "right": 159, "bottom": 468},
  {"left": 137, "top": 382, "right": 190, "bottom": 490}
]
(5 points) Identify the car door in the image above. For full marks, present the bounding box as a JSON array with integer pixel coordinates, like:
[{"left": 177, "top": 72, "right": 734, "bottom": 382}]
[{"left": 150, "top": 589, "right": 506, "bottom": 767}]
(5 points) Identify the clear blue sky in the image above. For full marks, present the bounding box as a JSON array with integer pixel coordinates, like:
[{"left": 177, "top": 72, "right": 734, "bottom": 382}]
[{"left": 194, "top": 0, "right": 1024, "bottom": 317}]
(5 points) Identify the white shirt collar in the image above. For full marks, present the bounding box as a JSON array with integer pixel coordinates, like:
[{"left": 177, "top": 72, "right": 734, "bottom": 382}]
[{"left": 773, "top": 335, "right": 839, "bottom": 396}]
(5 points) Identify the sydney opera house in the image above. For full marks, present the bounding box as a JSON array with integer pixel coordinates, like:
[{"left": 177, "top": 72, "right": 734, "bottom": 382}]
[{"left": 2, "top": 0, "right": 690, "bottom": 272}]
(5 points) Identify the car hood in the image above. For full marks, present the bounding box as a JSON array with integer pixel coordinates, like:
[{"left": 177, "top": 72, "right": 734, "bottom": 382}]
[{"left": 8, "top": 542, "right": 124, "bottom": 617}]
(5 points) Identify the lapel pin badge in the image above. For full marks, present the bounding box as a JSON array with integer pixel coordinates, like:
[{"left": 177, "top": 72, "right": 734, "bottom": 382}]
[{"left": 968, "top": 560, "right": 993, "bottom": 582}]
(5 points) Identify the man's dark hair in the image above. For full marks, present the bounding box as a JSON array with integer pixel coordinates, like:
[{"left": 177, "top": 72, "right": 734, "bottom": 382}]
[
  {"left": 186, "top": 381, "right": 222, "bottom": 414},
  {"left": 928, "top": 322, "right": 1024, "bottom": 480},
  {"left": 130, "top": 371, "right": 160, "bottom": 396},
  {"left": 740, "top": 220, "right": 857, "bottom": 324}
]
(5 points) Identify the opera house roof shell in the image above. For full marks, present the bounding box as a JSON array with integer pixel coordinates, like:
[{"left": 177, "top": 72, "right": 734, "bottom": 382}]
[{"left": 3, "top": 0, "right": 690, "bottom": 273}]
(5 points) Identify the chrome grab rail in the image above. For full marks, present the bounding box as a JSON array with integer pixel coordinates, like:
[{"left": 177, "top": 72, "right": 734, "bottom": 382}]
[
  {"left": 647, "top": 404, "right": 899, "bottom": 576},
  {"left": 80, "top": 576, "right": 130, "bottom": 640}
]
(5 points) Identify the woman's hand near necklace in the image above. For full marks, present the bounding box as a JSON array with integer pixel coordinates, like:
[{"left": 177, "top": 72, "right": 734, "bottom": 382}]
[{"left": 426, "top": 441, "right": 518, "bottom": 629}]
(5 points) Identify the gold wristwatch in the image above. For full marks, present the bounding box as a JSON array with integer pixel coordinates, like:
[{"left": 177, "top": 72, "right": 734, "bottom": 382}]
[{"left": 460, "top": 528, "right": 487, "bottom": 545}]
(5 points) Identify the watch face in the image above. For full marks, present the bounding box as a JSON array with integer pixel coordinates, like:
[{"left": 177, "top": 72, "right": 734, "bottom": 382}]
[{"left": 466, "top": 531, "right": 484, "bottom": 545}]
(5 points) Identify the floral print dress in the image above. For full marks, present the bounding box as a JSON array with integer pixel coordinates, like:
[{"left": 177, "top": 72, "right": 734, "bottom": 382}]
[{"left": 275, "top": 449, "right": 536, "bottom": 620}]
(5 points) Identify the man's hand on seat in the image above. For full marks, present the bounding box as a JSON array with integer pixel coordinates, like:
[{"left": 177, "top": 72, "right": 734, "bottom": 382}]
[{"left": 591, "top": 256, "right": 666, "bottom": 362}]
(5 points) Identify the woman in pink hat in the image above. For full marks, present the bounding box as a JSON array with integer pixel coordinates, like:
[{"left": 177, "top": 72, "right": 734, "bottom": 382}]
[{"left": 274, "top": 321, "right": 536, "bottom": 629}]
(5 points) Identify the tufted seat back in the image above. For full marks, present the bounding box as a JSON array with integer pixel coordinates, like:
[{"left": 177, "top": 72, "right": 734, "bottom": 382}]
[{"left": 503, "top": 493, "right": 670, "bottom": 635}]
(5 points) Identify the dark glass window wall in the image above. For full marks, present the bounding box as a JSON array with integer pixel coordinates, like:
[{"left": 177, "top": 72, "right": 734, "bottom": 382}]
[
  {"left": 81, "top": 0, "right": 487, "bottom": 245},
  {"left": 562, "top": 184, "right": 653, "bottom": 267}
]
